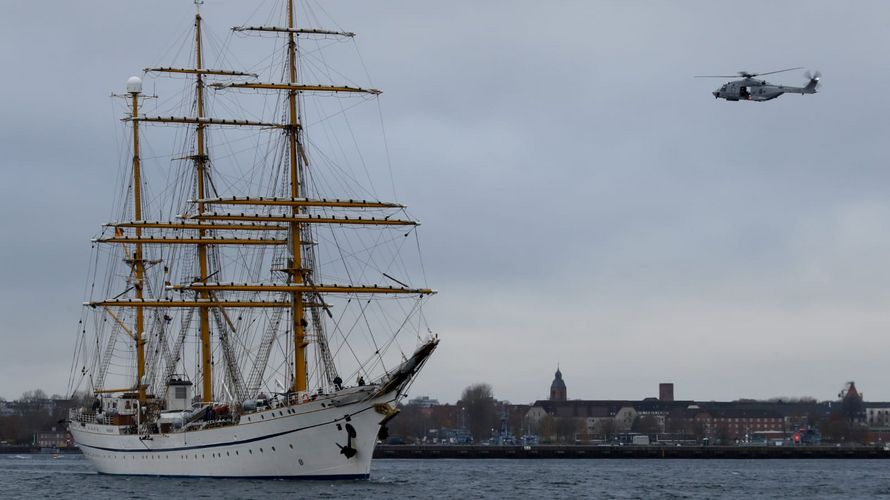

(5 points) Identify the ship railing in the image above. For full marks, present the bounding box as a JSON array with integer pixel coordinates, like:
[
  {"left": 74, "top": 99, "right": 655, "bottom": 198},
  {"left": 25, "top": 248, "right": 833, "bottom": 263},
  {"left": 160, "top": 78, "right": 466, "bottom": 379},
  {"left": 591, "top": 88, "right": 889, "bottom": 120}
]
[
  {"left": 285, "top": 390, "right": 318, "bottom": 406},
  {"left": 69, "top": 408, "right": 97, "bottom": 424},
  {"left": 236, "top": 391, "right": 321, "bottom": 417},
  {"left": 183, "top": 414, "right": 235, "bottom": 432}
]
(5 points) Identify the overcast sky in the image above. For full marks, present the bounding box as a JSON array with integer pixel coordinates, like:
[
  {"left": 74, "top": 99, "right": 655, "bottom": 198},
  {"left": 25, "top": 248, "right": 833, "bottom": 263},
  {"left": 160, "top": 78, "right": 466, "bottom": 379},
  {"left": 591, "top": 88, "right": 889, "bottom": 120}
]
[{"left": 2, "top": 1, "right": 890, "bottom": 404}]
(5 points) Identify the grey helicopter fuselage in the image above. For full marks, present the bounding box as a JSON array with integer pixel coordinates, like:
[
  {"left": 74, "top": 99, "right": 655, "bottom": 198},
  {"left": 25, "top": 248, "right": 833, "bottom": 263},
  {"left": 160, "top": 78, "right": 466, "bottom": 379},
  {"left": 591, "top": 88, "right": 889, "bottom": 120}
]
[{"left": 713, "top": 77, "right": 818, "bottom": 102}]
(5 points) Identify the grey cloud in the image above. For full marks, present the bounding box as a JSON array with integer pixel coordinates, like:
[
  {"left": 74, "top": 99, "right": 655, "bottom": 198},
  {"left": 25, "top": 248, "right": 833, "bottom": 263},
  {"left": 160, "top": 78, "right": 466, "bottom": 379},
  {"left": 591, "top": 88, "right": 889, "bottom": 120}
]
[{"left": 1, "top": 1, "right": 889, "bottom": 404}]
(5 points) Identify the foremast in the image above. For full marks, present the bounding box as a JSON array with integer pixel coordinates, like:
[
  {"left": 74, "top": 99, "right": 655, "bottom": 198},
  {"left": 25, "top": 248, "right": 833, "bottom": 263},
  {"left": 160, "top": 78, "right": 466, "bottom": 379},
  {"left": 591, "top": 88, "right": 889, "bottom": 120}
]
[{"left": 128, "top": 77, "right": 146, "bottom": 403}]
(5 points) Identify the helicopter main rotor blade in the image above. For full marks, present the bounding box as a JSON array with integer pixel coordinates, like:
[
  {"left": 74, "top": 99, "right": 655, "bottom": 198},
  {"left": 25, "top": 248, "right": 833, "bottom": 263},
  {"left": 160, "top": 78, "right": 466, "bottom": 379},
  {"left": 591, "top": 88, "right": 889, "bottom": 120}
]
[
  {"left": 693, "top": 75, "right": 738, "bottom": 78},
  {"left": 754, "top": 66, "right": 804, "bottom": 77}
]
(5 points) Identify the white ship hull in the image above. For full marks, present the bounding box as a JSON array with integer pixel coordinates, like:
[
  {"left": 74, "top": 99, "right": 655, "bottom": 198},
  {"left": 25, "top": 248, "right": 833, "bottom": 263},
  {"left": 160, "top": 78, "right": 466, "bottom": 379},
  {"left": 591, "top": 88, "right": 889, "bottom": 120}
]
[
  {"left": 69, "top": 0, "right": 440, "bottom": 481},
  {"left": 70, "top": 388, "right": 394, "bottom": 479}
]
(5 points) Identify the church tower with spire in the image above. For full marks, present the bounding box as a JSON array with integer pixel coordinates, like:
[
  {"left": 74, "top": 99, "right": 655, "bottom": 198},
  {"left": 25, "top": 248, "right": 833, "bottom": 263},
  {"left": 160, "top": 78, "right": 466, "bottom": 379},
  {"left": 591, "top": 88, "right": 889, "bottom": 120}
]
[{"left": 550, "top": 367, "right": 567, "bottom": 401}]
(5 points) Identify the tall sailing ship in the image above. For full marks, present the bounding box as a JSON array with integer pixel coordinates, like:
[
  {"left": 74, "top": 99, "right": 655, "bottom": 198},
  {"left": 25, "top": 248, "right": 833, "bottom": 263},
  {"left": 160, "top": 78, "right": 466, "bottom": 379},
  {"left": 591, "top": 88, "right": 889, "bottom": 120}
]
[{"left": 67, "top": 0, "right": 437, "bottom": 479}]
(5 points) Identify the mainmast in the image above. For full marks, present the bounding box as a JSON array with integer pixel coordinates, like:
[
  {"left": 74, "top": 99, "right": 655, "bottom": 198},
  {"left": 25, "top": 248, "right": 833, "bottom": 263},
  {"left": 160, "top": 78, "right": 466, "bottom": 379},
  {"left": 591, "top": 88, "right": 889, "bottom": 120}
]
[
  {"left": 193, "top": 3, "right": 214, "bottom": 404},
  {"left": 286, "top": 0, "right": 307, "bottom": 394}
]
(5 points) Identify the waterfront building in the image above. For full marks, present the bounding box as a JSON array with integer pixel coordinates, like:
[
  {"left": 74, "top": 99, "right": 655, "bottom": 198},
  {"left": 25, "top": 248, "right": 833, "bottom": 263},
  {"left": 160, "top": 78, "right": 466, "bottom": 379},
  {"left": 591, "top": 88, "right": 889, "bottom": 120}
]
[
  {"left": 524, "top": 372, "right": 862, "bottom": 444},
  {"left": 866, "top": 402, "right": 890, "bottom": 427},
  {"left": 550, "top": 368, "right": 567, "bottom": 401},
  {"left": 408, "top": 396, "right": 440, "bottom": 408},
  {"left": 36, "top": 429, "right": 71, "bottom": 448},
  {"left": 659, "top": 383, "right": 674, "bottom": 402}
]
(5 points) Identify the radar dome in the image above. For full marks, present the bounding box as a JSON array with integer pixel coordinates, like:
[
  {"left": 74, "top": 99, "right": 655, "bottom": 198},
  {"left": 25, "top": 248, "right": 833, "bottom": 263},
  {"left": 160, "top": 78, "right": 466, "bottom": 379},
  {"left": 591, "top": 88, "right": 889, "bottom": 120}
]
[{"left": 126, "top": 76, "right": 143, "bottom": 93}]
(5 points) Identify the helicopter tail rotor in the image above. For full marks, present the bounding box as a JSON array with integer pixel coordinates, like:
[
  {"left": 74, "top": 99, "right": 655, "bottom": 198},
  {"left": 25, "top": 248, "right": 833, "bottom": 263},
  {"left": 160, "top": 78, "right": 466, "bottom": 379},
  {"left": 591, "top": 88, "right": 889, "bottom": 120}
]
[{"left": 804, "top": 70, "right": 822, "bottom": 92}]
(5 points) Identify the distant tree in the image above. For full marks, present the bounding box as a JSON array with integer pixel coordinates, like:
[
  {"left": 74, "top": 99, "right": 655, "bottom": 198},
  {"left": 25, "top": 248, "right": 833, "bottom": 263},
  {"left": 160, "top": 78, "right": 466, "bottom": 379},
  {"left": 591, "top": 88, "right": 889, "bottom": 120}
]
[
  {"left": 70, "top": 391, "right": 93, "bottom": 408},
  {"left": 505, "top": 405, "right": 528, "bottom": 437},
  {"left": 459, "top": 383, "right": 497, "bottom": 443},
  {"left": 765, "top": 396, "right": 818, "bottom": 404},
  {"left": 555, "top": 417, "right": 577, "bottom": 443},
  {"left": 2, "top": 417, "right": 28, "bottom": 443},
  {"left": 820, "top": 418, "right": 848, "bottom": 443},
  {"left": 20, "top": 389, "right": 47, "bottom": 402},
  {"left": 538, "top": 415, "right": 556, "bottom": 443}
]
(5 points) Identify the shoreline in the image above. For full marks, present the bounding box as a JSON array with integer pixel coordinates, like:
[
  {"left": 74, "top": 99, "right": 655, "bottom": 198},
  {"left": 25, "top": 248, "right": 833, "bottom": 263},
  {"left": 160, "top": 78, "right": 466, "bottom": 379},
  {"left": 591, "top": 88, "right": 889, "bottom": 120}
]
[
  {"left": 374, "top": 444, "right": 890, "bottom": 459},
  {"left": 0, "top": 447, "right": 81, "bottom": 455},
  {"left": 5, "top": 444, "right": 888, "bottom": 459}
]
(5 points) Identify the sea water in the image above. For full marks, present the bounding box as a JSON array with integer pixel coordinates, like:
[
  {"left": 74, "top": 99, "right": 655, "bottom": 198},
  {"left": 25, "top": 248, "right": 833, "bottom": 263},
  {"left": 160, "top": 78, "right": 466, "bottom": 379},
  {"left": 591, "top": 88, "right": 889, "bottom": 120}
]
[{"left": 1, "top": 454, "right": 888, "bottom": 499}]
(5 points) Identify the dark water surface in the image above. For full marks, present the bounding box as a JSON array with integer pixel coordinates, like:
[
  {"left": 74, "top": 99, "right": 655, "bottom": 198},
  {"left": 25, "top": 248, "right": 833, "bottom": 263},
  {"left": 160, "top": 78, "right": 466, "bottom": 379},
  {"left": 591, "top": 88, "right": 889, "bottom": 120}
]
[{"left": 2, "top": 454, "right": 888, "bottom": 499}]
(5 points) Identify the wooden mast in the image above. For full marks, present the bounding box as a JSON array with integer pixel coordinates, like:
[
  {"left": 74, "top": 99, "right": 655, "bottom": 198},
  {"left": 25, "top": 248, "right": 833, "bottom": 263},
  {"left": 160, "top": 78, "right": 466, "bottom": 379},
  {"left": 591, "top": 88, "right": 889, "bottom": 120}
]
[
  {"left": 128, "top": 78, "right": 146, "bottom": 402},
  {"left": 194, "top": 3, "right": 214, "bottom": 404},
  {"left": 286, "top": 0, "right": 307, "bottom": 394}
]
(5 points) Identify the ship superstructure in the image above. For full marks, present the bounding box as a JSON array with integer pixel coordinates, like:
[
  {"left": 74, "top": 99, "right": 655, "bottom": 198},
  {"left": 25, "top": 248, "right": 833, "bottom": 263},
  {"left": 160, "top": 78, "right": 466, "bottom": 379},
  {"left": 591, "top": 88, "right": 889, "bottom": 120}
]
[{"left": 67, "top": 0, "right": 437, "bottom": 478}]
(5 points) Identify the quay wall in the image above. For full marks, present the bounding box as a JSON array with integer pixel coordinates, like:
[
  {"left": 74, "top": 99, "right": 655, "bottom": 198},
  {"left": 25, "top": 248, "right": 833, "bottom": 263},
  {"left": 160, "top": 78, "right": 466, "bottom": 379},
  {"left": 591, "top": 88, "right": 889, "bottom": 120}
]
[{"left": 374, "top": 444, "right": 890, "bottom": 459}]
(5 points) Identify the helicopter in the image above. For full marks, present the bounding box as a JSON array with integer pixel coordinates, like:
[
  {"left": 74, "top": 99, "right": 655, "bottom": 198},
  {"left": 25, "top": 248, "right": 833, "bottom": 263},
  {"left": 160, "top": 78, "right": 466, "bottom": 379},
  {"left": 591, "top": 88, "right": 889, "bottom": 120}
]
[{"left": 696, "top": 67, "right": 821, "bottom": 102}]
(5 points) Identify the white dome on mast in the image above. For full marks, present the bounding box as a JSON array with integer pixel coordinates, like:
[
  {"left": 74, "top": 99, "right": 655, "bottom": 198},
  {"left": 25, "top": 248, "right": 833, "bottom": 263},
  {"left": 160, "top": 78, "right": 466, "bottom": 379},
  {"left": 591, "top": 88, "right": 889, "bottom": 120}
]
[{"left": 126, "top": 76, "right": 143, "bottom": 93}]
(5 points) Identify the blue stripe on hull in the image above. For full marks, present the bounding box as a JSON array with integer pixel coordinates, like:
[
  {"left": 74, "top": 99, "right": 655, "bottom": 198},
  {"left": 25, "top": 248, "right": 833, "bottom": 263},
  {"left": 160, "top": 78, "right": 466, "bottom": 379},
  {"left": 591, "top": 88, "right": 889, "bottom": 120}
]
[{"left": 97, "top": 471, "right": 370, "bottom": 480}]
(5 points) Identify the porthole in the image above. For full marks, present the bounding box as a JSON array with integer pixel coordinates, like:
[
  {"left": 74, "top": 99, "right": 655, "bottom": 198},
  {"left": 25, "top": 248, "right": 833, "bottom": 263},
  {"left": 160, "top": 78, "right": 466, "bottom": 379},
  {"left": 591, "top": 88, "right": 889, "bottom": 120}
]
[
  {"left": 271, "top": 446, "right": 276, "bottom": 452},
  {"left": 289, "top": 444, "right": 293, "bottom": 449},
  {"left": 235, "top": 450, "right": 239, "bottom": 456},
  {"left": 249, "top": 449, "right": 253, "bottom": 454},
  {"left": 226, "top": 451, "right": 230, "bottom": 457},
  {"left": 260, "top": 448, "right": 264, "bottom": 453}
]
